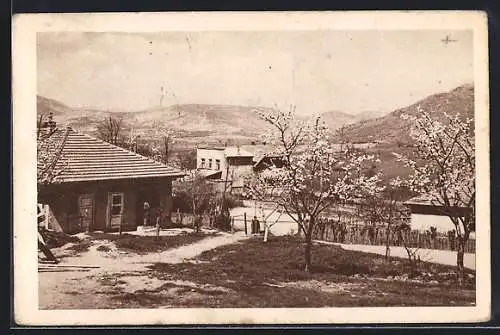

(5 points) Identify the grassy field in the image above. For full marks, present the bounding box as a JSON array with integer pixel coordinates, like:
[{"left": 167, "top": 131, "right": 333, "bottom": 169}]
[
  {"left": 88, "top": 232, "right": 211, "bottom": 253},
  {"left": 48, "top": 231, "right": 212, "bottom": 255},
  {"left": 113, "top": 236, "right": 475, "bottom": 308}
]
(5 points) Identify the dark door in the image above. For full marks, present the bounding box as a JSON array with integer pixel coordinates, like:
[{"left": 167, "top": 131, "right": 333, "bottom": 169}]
[
  {"left": 107, "top": 192, "right": 124, "bottom": 229},
  {"left": 78, "top": 193, "right": 95, "bottom": 232}
]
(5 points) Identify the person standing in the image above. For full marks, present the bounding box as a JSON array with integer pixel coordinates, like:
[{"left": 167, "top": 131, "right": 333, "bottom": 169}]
[
  {"left": 251, "top": 216, "right": 260, "bottom": 234},
  {"left": 143, "top": 201, "right": 150, "bottom": 226}
]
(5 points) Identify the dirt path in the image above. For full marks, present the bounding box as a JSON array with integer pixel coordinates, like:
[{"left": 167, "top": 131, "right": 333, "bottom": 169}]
[{"left": 39, "top": 231, "right": 249, "bottom": 309}]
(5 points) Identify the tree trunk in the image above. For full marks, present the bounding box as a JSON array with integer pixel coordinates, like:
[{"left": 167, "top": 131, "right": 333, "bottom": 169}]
[
  {"left": 192, "top": 199, "right": 199, "bottom": 233},
  {"left": 456, "top": 238, "right": 465, "bottom": 287},
  {"left": 304, "top": 232, "right": 313, "bottom": 272},
  {"left": 263, "top": 224, "right": 269, "bottom": 242},
  {"left": 164, "top": 136, "right": 169, "bottom": 164},
  {"left": 385, "top": 226, "right": 391, "bottom": 260}
]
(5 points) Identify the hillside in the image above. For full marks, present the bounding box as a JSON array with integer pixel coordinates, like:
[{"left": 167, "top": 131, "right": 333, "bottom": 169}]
[
  {"left": 128, "top": 104, "right": 272, "bottom": 139},
  {"left": 37, "top": 95, "right": 72, "bottom": 116},
  {"left": 339, "top": 84, "right": 474, "bottom": 144},
  {"left": 337, "top": 84, "right": 475, "bottom": 183},
  {"left": 37, "top": 95, "right": 116, "bottom": 132},
  {"left": 321, "top": 110, "right": 387, "bottom": 131},
  {"left": 37, "top": 97, "right": 275, "bottom": 143}
]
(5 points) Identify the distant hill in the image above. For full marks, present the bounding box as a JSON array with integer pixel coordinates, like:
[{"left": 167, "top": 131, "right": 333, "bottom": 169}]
[
  {"left": 128, "top": 104, "right": 273, "bottom": 138},
  {"left": 37, "top": 95, "right": 72, "bottom": 116},
  {"left": 39, "top": 84, "right": 471, "bottom": 149},
  {"left": 37, "top": 97, "right": 275, "bottom": 142},
  {"left": 338, "top": 84, "right": 474, "bottom": 144},
  {"left": 37, "top": 95, "right": 117, "bottom": 132},
  {"left": 321, "top": 110, "right": 387, "bottom": 130}
]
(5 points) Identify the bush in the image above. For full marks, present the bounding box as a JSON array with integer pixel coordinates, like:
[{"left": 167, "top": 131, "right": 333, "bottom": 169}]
[
  {"left": 172, "top": 190, "right": 192, "bottom": 212},
  {"left": 96, "top": 245, "right": 111, "bottom": 252},
  {"left": 215, "top": 214, "right": 232, "bottom": 231},
  {"left": 219, "top": 194, "right": 244, "bottom": 209}
]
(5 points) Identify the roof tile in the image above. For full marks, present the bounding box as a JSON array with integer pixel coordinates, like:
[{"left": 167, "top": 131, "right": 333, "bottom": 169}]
[{"left": 39, "top": 128, "right": 185, "bottom": 183}]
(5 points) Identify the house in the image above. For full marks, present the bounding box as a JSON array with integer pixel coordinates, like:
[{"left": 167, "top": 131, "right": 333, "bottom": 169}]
[
  {"left": 404, "top": 194, "right": 474, "bottom": 235},
  {"left": 253, "top": 154, "right": 286, "bottom": 173},
  {"left": 37, "top": 126, "right": 185, "bottom": 234},
  {"left": 196, "top": 145, "right": 254, "bottom": 194}
]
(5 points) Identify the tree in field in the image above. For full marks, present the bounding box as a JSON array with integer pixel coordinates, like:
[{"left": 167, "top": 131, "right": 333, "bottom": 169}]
[
  {"left": 125, "top": 128, "right": 140, "bottom": 153},
  {"left": 178, "top": 148, "right": 197, "bottom": 170},
  {"left": 393, "top": 106, "right": 475, "bottom": 285},
  {"left": 173, "top": 171, "right": 216, "bottom": 233},
  {"left": 247, "top": 106, "right": 381, "bottom": 272},
  {"left": 96, "top": 116, "right": 124, "bottom": 146},
  {"left": 357, "top": 182, "right": 411, "bottom": 260}
]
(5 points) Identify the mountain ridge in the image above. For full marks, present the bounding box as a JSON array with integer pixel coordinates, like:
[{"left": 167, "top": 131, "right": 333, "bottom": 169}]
[
  {"left": 338, "top": 83, "right": 474, "bottom": 144},
  {"left": 37, "top": 83, "right": 473, "bottom": 144}
]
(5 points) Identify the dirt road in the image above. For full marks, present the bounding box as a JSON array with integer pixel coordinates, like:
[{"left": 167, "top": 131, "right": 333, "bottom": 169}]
[{"left": 39, "top": 231, "right": 249, "bottom": 309}]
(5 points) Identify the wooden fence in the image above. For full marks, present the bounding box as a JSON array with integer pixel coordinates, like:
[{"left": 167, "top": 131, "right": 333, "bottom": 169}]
[{"left": 313, "top": 222, "right": 475, "bottom": 254}]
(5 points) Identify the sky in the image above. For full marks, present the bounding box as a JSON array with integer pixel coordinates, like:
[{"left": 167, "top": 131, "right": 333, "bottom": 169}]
[{"left": 37, "top": 30, "right": 473, "bottom": 115}]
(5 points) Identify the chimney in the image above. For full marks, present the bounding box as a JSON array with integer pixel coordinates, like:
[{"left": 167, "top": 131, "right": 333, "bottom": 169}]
[{"left": 46, "top": 112, "right": 56, "bottom": 133}]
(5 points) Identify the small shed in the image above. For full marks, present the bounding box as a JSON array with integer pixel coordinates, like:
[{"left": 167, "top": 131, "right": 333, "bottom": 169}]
[
  {"left": 404, "top": 194, "right": 474, "bottom": 234},
  {"left": 37, "top": 127, "right": 185, "bottom": 234}
]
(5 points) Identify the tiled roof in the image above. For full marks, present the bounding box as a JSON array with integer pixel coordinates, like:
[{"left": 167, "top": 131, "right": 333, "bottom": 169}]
[
  {"left": 197, "top": 145, "right": 254, "bottom": 158},
  {"left": 223, "top": 147, "right": 253, "bottom": 158},
  {"left": 40, "top": 127, "right": 185, "bottom": 183},
  {"left": 404, "top": 192, "right": 473, "bottom": 208},
  {"left": 197, "top": 169, "right": 223, "bottom": 179}
]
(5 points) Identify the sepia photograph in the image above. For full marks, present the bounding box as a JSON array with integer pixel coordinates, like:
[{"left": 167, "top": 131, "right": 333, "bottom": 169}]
[{"left": 13, "top": 11, "right": 490, "bottom": 325}]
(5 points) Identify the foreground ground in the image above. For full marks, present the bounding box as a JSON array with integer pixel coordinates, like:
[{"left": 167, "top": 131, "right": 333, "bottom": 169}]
[{"left": 39, "top": 232, "right": 475, "bottom": 309}]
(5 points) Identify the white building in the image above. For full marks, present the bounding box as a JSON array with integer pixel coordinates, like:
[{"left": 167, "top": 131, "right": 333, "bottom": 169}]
[
  {"left": 196, "top": 146, "right": 255, "bottom": 193},
  {"left": 404, "top": 194, "right": 474, "bottom": 237}
]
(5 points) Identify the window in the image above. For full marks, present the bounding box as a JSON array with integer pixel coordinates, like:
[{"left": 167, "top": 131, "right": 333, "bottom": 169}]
[
  {"left": 216, "top": 159, "right": 221, "bottom": 170},
  {"left": 208, "top": 158, "right": 213, "bottom": 169},
  {"left": 201, "top": 158, "right": 206, "bottom": 168},
  {"left": 110, "top": 193, "right": 124, "bottom": 216}
]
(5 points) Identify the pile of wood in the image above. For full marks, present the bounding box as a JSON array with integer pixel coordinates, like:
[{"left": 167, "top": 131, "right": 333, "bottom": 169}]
[{"left": 38, "top": 263, "right": 99, "bottom": 273}]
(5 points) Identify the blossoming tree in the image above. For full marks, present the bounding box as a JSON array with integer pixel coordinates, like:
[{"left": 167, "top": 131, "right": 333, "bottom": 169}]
[
  {"left": 247, "top": 106, "right": 380, "bottom": 272},
  {"left": 37, "top": 115, "right": 68, "bottom": 186},
  {"left": 393, "top": 106, "right": 475, "bottom": 285}
]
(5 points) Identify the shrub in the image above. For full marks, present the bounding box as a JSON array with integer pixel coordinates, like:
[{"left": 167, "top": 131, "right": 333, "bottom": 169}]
[
  {"left": 219, "top": 194, "right": 244, "bottom": 209},
  {"left": 96, "top": 245, "right": 111, "bottom": 252},
  {"left": 172, "top": 190, "right": 193, "bottom": 213},
  {"left": 215, "top": 214, "right": 232, "bottom": 231}
]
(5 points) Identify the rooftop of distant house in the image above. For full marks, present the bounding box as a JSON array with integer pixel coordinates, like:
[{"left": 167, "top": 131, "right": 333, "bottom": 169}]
[
  {"left": 404, "top": 192, "right": 474, "bottom": 208},
  {"left": 197, "top": 145, "right": 254, "bottom": 158}
]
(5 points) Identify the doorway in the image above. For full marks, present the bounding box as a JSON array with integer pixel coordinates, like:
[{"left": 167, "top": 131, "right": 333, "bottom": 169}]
[
  {"left": 136, "top": 188, "right": 160, "bottom": 226},
  {"left": 107, "top": 192, "right": 124, "bottom": 229},
  {"left": 78, "top": 193, "right": 95, "bottom": 232}
]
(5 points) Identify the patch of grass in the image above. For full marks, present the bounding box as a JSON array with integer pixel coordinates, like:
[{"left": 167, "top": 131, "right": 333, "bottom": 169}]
[
  {"left": 88, "top": 231, "right": 212, "bottom": 253},
  {"left": 66, "top": 240, "right": 92, "bottom": 253},
  {"left": 143, "top": 236, "right": 475, "bottom": 307},
  {"left": 96, "top": 245, "right": 111, "bottom": 252}
]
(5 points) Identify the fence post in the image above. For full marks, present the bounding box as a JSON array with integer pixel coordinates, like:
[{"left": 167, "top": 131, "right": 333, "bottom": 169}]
[
  {"left": 244, "top": 212, "right": 247, "bottom": 235},
  {"left": 231, "top": 216, "right": 235, "bottom": 233},
  {"left": 44, "top": 204, "right": 50, "bottom": 230}
]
